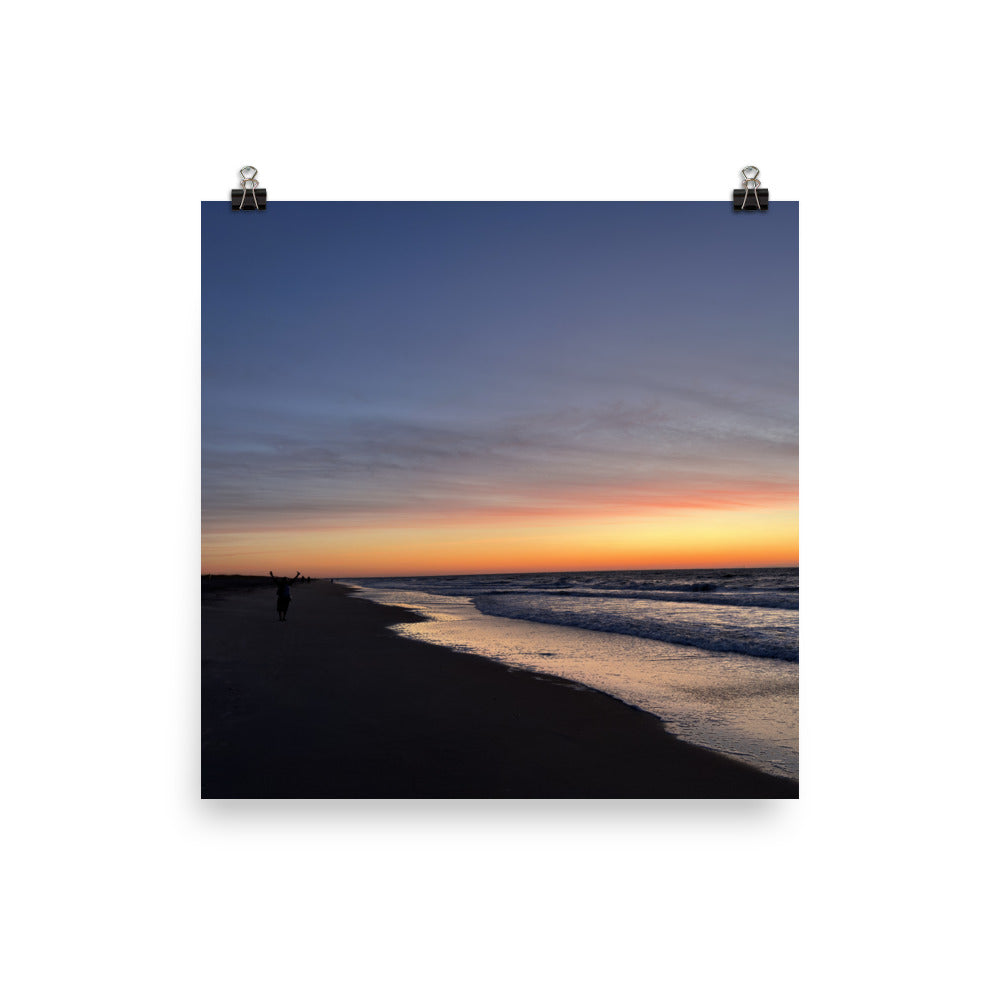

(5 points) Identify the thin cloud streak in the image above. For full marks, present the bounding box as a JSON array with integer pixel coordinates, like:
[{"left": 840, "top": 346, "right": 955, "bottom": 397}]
[{"left": 203, "top": 399, "right": 797, "bottom": 531}]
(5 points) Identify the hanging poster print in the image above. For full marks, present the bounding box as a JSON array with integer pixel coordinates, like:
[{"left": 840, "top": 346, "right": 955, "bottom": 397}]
[{"left": 202, "top": 201, "right": 798, "bottom": 798}]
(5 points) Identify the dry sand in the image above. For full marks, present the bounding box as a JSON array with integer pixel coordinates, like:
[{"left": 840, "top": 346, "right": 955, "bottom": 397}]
[{"left": 202, "top": 580, "right": 798, "bottom": 798}]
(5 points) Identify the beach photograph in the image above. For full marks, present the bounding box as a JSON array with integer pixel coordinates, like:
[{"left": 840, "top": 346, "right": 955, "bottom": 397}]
[{"left": 202, "top": 201, "right": 798, "bottom": 798}]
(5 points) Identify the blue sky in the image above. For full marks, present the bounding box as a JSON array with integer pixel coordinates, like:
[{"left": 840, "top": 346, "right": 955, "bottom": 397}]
[{"left": 202, "top": 202, "right": 797, "bottom": 574}]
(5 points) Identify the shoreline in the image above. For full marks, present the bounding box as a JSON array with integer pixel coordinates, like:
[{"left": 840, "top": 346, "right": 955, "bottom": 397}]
[
  {"left": 348, "top": 581, "right": 798, "bottom": 780},
  {"left": 202, "top": 580, "right": 798, "bottom": 798}
]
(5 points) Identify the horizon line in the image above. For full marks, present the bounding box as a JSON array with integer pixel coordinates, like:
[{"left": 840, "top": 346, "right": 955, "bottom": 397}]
[{"left": 203, "top": 563, "right": 799, "bottom": 579}]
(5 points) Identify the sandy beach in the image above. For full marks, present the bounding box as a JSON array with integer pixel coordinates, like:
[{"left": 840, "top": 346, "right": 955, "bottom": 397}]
[{"left": 202, "top": 580, "right": 798, "bottom": 798}]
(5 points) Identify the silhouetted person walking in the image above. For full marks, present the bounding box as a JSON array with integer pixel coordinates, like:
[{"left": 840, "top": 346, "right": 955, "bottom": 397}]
[{"left": 269, "top": 570, "right": 301, "bottom": 621}]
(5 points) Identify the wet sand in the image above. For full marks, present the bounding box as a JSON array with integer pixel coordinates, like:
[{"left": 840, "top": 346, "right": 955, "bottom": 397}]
[{"left": 202, "top": 581, "right": 798, "bottom": 798}]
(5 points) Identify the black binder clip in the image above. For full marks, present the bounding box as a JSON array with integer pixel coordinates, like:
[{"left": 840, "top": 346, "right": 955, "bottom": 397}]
[
  {"left": 231, "top": 166, "right": 266, "bottom": 210},
  {"left": 733, "top": 166, "right": 768, "bottom": 211}
]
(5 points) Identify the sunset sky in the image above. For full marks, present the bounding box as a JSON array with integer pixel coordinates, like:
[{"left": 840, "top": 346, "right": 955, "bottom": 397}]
[{"left": 202, "top": 202, "right": 797, "bottom": 577}]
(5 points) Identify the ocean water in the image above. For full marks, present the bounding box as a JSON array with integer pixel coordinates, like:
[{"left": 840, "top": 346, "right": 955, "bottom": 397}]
[{"left": 340, "top": 568, "right": 798, "bottom": 780}]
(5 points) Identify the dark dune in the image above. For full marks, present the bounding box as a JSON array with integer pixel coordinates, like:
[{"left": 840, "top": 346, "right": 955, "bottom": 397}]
[{"left": 201, "top": 581, "right": 798, "bottom": 799}]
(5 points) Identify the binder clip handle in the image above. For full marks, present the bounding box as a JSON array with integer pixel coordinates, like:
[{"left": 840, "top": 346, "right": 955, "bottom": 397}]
[
  {"left": 231, "top": 165, "right": 267, "bottom": 210},
  {"left": 733, "top": 165, "right": 768, "bottom": 211}
]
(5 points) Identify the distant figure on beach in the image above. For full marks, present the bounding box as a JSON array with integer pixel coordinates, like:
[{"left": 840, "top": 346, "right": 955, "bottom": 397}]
[{"left": 269, "top": 570, "right": 301, "bottom": 622}]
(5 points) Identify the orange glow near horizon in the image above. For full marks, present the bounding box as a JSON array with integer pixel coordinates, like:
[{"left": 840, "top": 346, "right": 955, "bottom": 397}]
[{"left": 202, "top": 502, "right": 798, "bottom": 578}]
